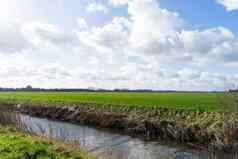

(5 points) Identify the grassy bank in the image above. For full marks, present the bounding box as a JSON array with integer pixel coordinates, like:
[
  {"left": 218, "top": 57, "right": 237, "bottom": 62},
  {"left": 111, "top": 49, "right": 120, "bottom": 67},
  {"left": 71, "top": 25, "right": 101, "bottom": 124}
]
[
  {"left": 0, "top": 92, "right": 221, "bottom": 111},
  {"left": 0, "top": 126, "right": 94, "bottom": 159}
]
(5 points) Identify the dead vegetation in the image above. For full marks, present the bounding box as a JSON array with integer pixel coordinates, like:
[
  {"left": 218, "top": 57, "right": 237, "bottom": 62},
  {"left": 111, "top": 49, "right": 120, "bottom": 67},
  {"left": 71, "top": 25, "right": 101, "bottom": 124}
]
[{"left": 1, "top": 101, "right": 238, "bottom": 152}]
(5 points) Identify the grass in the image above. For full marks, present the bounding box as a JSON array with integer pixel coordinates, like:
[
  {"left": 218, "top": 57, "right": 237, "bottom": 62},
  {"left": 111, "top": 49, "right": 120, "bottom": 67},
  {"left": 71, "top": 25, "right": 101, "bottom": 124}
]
[
  {"left": 0, "top": 126, "right": 93, "bottom": 159},
  {"left": 0, "top": 91, "right": 222, "bottom": 111}
]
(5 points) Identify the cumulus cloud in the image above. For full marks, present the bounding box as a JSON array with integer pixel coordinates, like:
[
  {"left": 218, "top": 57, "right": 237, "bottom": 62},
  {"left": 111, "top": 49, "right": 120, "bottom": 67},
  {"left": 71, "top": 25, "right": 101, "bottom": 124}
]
[
  {"left": 109, "top": 0, "right": 130, "bottom": 6},
  {"left": 216, "top": 0, "right": 238, "bottom": 11},
  {"left": 164, "top": 27, "right": 237, "bottom": 64},
  {"left": 77, "top": 18, "right": 88, "bottom": 30},
  {"left": 76, "top": 17, "right": 130, "bottom": 51},
  {"left": 180, "top": 27, "right": 234, "bottom": 54},
  {"left": 86, "top": 2, "right": 108, "bottom": 13},
  {"left": 76, "top": 0, "right": 238, "bottom": 65},
  {"left": 0, "top": 57, "right": 236, "bottom": 91},
  {"left": 23, "top": 22, "right": 78, "bottom": 46},
  {"left": 125, "top": 0, "right": 238, "bottom": 64},
  {"left": 0, "top": 20, "right": 33, "bottom": 54},
  {"left": 0, "top": 20, "right": 80, "bottom": 55},
  {"left": 79, "top": 0, "right": 183, "bottom": 55},
  {"left": 128, "top": 0, "right": 183, "bottom": 41},
  {"left": 1, "top": 0, "right": 238, "bottom": 90}
]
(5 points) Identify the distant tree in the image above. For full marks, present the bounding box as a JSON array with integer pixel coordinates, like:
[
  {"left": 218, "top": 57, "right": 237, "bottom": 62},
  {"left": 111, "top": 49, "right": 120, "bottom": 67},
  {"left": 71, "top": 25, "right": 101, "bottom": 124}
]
[{"left": 25, "top": 85, "right": 33, "bottom": 90}]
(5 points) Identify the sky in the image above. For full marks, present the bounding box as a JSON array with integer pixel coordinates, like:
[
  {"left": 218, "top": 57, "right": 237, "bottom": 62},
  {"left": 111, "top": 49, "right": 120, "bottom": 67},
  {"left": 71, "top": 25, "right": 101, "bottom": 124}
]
[{"left": 0, "top": 0, "right": 238, "bottom": 91}]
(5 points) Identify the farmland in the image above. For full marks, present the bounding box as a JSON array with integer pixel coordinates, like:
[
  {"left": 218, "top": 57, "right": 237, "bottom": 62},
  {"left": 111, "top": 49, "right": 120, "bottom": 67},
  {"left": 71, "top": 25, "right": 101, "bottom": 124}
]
[
  {"left": 0, "top": 92, "right": 222, "bottom": 111},
  {"left": 0, "top": 91, "right": 238, "bottom": 152}
]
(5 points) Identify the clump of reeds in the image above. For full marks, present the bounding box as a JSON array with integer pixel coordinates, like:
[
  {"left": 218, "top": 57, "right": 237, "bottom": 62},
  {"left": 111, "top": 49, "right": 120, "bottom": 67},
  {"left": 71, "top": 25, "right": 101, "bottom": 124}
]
[{"left": 0, "top": 112, "right": 21, "bottom": 126}]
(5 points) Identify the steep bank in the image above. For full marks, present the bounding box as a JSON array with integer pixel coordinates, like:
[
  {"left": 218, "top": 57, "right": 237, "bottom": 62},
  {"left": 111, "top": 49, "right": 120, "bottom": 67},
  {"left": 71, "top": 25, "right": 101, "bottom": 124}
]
[{"left": 0, "top": 101, "right": 237, "bottom": 152}]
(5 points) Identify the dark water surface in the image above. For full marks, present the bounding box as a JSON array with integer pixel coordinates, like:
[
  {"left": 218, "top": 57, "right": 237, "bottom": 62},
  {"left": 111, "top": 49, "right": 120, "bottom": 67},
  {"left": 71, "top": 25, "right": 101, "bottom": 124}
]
[{"left": 1, "top": 113, "right": 237, "bottom": 159}]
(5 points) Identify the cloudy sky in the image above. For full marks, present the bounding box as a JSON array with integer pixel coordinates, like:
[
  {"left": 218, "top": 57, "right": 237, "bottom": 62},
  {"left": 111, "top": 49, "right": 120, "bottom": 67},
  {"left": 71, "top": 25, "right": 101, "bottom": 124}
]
[{"left": 0, "top": 0, "right": 238, "bottom": 91}]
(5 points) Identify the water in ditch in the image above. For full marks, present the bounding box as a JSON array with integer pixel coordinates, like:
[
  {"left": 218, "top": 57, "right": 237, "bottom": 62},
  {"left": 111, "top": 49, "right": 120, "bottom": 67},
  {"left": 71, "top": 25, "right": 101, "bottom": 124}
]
[{"left": 0, "top": 112, "right": 237, "bottom": 159}]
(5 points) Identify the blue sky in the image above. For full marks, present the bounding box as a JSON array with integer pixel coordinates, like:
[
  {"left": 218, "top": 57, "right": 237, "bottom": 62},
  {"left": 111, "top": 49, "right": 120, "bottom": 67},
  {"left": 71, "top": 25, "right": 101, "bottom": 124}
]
[
  {"left": 8, "top": 0, "right": 237, "bottom": 34},
  {"left": 0, "top": 0, "right": 238, "bottom": 90},
  {"left": 160, "top": 0, "right": 238, "bottom": 35}
]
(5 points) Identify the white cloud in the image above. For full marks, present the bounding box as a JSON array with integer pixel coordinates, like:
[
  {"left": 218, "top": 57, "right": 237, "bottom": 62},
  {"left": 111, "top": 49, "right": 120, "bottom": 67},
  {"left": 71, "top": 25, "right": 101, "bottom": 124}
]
[
  {"left": 0, "top": 20, "right": 33, "bottom": 54},
  {"left": 0, "top": 20, "right": 80, "bottom": 55},
  {"left": 124, "top": 0, "right": 238, "bottom": 64},
  {"left": 129, "top": 25, "right": 238, "bottom": 65},
  {"left": 109, "top": 0, "right": 130, "bottom": 6},
  {"left": 176, "top": 27, "right": 237, "bottom": 64},
  {"left": 78, "top": 0, "right": 238, "bottom": 65},
  {"left": 86, "top": 2, "right": 108, "bottom": 13},
  {"left": 76, "top": 17, "right": 130, "bottom": 52},
  {"left": 179, "top": 27, "right": 234, "bottom": 55},
  {"left": 216, "top": 0, "right": 238, "bottom": 11},
  {"left": 1, "top": 0, "right": 238, "bottom": 90},
  {"left": 23, "top": 21, "right": 78, "bottom": 47},
  {"left": 0, "top": 56, "right": 236, "bottom": 91},
  {"left": 128, "top": 0, "right": 183, "bottom": 41},
  {"left": 77, "top": 18, "right": 88, "bottom": 30}
]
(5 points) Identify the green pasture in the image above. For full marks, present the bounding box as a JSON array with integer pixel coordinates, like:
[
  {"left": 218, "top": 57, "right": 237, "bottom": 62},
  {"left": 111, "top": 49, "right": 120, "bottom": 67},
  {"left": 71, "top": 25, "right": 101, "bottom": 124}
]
[{"left": 0, "top": 92, "right": 223, "bottom": 111}]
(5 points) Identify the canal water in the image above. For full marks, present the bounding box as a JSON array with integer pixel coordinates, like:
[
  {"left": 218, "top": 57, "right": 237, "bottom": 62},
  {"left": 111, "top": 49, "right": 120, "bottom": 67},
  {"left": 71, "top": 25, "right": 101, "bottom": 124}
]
[{"left": 1, "top": 112, "right": 237, "bottom": 159}]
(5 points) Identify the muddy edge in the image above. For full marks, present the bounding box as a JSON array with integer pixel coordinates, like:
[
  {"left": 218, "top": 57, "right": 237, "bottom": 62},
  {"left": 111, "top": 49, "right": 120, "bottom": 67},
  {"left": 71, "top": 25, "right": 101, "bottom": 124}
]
[{"left": 0, "top": 102, "right": 237, "bottom": 152}]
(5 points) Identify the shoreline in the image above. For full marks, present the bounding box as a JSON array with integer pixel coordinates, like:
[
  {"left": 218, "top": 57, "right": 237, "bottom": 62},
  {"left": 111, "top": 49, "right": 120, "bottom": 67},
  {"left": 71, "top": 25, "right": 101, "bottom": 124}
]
[
  {"left": 0, "top": 126, "right": 95, "bottom": 159},
  {"left": 0, "top": 101, "right": 237, "bottom": 152}
]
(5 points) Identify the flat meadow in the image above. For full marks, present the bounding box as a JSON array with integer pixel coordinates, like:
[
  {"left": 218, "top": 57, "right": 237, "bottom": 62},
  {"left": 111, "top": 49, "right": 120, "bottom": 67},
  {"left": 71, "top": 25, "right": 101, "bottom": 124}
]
[{"left": 0, "top": 91, "right": 222, "bottom": 111}]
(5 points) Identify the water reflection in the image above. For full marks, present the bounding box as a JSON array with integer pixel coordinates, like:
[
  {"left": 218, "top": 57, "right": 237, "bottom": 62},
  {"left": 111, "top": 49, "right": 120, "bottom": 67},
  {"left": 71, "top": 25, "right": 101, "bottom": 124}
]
[{"left": 0, "top": 112, "right": 237, "bottom": 159}]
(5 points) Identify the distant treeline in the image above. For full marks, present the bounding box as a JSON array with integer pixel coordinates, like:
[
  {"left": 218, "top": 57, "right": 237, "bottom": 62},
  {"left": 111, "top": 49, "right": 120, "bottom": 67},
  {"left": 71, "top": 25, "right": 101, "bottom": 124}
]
[
  {"left": 0, "top": 87, "right": 176, "bottom": 92},
  {"left": 229, "top": 89, "right": 238, "bottom": 92},
  {"left": 0, "top": 86, "right": 224, "bottom": 93}
]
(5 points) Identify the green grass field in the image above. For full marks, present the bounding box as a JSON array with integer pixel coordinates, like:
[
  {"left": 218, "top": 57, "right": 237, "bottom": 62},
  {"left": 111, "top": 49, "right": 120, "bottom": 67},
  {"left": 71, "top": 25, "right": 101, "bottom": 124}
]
[{"left": 0, "top": 92, "right": 222, "bottom": 111}]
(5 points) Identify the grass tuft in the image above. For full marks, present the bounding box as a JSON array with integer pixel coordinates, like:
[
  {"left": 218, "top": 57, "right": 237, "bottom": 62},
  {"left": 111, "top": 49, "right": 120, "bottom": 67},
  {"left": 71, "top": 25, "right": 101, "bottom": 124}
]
[{"left": 0, "top": 126, "right": 94, "bottom": 159}]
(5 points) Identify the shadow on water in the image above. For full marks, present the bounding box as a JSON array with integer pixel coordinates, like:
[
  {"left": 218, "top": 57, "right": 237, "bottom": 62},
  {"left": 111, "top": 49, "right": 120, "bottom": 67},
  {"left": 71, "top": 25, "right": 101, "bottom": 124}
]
[{"left": 0, "top": 112, "right": 237, "bottom": 159}]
